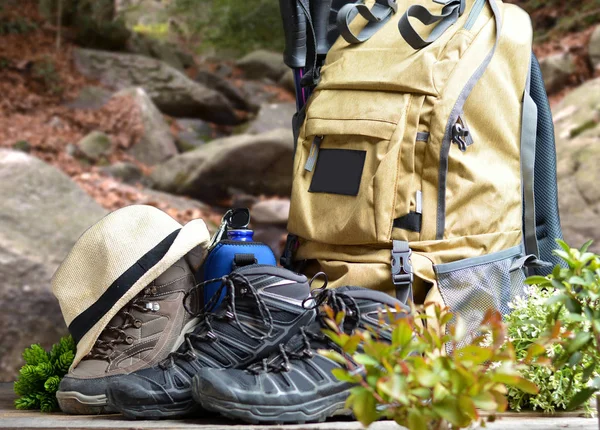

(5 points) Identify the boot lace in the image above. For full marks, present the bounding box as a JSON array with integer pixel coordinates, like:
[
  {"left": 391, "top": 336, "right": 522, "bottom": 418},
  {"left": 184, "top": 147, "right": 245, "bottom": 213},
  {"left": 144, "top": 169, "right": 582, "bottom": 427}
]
[
  {"left": 159, "top": 272, "right": 274, "bottom": 369},
  {"left": 87, "top": 291, "right": 153, "bottom": 361},
  {"left": 248, "top": 282, "right": 361, "bottom": 374}
]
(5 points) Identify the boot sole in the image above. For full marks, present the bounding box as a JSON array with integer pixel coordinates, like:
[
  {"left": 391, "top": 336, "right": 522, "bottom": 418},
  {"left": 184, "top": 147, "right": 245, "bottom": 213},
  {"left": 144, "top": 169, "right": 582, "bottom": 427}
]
[
  {"left": 195, "top": 390, "right": 352, "bottom": 424},
  {"left": 105, "top": 386, "right": 202, "bottom": 420},
  {"left": 56, "top": 391, "right": 116, "bottom": 415}
]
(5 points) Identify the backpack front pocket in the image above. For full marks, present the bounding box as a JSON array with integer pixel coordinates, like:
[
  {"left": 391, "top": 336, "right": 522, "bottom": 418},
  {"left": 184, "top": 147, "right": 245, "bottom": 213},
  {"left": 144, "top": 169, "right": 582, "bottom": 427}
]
[{"left": 288, "top": 90, "right": 412, "bottom": 246}]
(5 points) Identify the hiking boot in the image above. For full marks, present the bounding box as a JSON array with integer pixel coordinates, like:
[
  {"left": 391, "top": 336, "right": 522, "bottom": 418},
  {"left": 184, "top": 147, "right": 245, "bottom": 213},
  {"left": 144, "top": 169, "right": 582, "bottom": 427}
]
[
  {"left": 191, "top": 286, "right": 409, "bottom": 424},
  {"left": 106, "top": 265, "right": 314, "bottom": 419},
  {"left": 56, "top": 258, "right": 200, "bottom": 415}
]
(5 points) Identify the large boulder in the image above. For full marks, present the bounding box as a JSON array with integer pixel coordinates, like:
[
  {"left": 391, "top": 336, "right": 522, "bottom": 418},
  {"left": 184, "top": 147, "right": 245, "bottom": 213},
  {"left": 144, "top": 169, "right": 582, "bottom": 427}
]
[
  {"left": 245, "top": 102, "right": 296, "bottom": 135},
  {"left": 73, "top": 48, "right": 240, "bottom": 125},
  {"left": 589, "top": 26, "right": 600, "bottom": 71},
  {"left": 77, "top": 131, "right": 112, "bottom": 161},
  {"left": 553, "top": 78, "right": 600, "bottom": 253},
  {"left": 150, "top": 128, "right": 294, "bottom": 203},
  {"left": 0, "top": 150, "right": 107, "bottom": 381},
  {"left": 539, "top": 52, "right": 576, "bottom": 94},
  {"left": 236, "top": 50, "right": 287, "bottom": 81},
  {"left": 114, "top": 87, "right": 178, "bottom": 165},
  {"left": 195, "top": 69, "right": 257, "bottom": 113}
]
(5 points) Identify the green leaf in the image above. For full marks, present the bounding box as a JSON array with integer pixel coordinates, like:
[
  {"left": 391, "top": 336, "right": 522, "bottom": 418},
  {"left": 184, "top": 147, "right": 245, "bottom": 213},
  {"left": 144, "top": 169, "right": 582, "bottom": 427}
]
[
  {"left": 22, "top": 345, "right": 49, "bottom": 366},
  {"left": 525, "top": 276, "right": 550, "bottom": 286},
  {"left": 432, "top": 398, "right": 466, "bottom": 427},
  {"left": 456, "top": 345, "right": 493, "bottom": 365},
  {"left": 582, "top": 361, "right": 596, "bottom": 384},
  {"left": 567, "top": 332, "right": 592, "bottom": 353},
  {"left": 568, "top": 351, "right": 584, "bottom": 367},
  {"left": 352, "top": 388, "right": 378, "bottom": 426},
  {"left": 414, "top": 368, "right": 440, "bottom": 388},
  {"left": 408, "top": 409, "right": 428, "bottom": 430},
  {"left": 513, "top": 377, "right": 539, "bottom": 395},
  {"left": 44, "top": 376, "right": 60, "bottom": 393},
  {"left": 353, "top": 354, "right": 380, "bottom": 368},
  {"left": 472, "top": 392, "right": 497, "bottom": 411},
  {"left": 580, "top": 240, "right": 594, "bottom": 254},
  {"left": 392, "top": 320, "right": 414, "bottom": 348},
  {"left": 318, "top": 350, "right": 347, "bottom": 365},
  {"left": 331, "top": 368, "right": 360, "bottom": 384},
  {"left": 567, "top": 387, "right": 598, "bottom": 411},
  {"left": 545, "top": 293, "right": 569, "bottom": 306}
]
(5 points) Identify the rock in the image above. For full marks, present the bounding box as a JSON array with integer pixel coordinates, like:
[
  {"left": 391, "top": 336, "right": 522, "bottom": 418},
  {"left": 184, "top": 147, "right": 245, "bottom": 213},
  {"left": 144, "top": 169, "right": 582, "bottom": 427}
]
[
  {"left": 101, "top": 162, "right": 143, "bottom": 184},
  {"left": 65, "top": 86, "right": 113, "bottom": 110},
  {"left": 253, "top": 225, "right": 287, "bottom": 262},
  {"left": 0, "top": 150, "right": 107, "bottom": 381},
  {"left": 589, "top": 26, "right": 600, "bottom": 71},
  {"left": 279, "top": 70, "right": 296, "bottom": 93},
  {"left": 113, "top": 88, "right": 178, "bottom": 165},
  {"left": 245, "top": 103, "right": 296, "bottom": 135},
  {"left": 77, "top": 131, "right": 112, "bottom": 161},
  {"left": 150, "top": 128, "right": 294, "bottom": 203},
  {"left": 176, "top": 136, "right": 204, "bottom": 153},
  {"left": 73, "top": 48, "right": 240, "bottom": 125},
  {"left": 553, "top": 78, "right": 600, "bottom": 254},
  {"left": 215, "top": 63, "right": 234, "bottom": 78},
  {"left": 251, "top": 199, "right": 290, "bottom": 225},
  {"left": 539, "top": 52, "right": 576, "bottom": 94},
  {"left": 241, "top": 81, "right": 281, "bottom": 105},
  {"left": 236, "top": 50, "right": 287, "bottom": 81},
  {"left": 127, "top": 34, "right": 195, "bottom": 71},
  {"left": 195, "top": 69, "right": 257, "bottom": 113}
]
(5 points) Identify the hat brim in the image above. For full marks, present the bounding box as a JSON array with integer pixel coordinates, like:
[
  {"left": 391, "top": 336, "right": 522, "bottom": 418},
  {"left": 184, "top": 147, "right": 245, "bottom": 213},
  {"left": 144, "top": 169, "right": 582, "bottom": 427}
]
[{"left": 71, "top": 218, "right": 210, "bottom": 369}]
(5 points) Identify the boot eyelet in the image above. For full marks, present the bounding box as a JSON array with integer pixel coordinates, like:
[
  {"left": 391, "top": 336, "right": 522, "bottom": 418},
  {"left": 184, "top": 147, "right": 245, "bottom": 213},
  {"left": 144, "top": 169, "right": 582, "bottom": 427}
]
[
  {"left": 134, "top": 320, "right": 142, "bottom": 328},
  {"left": 151, "top": 286, "right": 158, "bottom": 295},
  {"left": 126, "top": 336, "right": 134, "bottom": 345}
]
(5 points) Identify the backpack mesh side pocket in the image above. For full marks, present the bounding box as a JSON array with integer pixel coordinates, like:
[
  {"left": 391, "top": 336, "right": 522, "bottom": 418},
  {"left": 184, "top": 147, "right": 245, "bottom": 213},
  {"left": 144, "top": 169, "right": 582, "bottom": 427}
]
[{"left": 434, "top": 246, "right": 528, "bottom": 348}]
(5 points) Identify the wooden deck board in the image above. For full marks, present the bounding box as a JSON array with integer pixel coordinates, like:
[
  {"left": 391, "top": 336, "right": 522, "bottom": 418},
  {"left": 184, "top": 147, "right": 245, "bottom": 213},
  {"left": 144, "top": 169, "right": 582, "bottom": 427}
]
[{"left": 0, "top": 383, "right": 597, "bottom": 429}]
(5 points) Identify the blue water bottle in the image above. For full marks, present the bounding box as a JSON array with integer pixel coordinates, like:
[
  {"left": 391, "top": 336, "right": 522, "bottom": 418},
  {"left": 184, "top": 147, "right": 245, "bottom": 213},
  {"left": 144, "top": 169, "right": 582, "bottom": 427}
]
[{"left": 202, "top": 209, "right": 277, "bottom": 308}]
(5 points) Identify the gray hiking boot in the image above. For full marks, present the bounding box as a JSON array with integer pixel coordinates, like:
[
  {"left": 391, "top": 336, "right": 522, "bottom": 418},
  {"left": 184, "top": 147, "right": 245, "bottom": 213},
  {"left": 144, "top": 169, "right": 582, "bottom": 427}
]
[{"left": 56, "top": 258, "right": 200, "bottom": 415}]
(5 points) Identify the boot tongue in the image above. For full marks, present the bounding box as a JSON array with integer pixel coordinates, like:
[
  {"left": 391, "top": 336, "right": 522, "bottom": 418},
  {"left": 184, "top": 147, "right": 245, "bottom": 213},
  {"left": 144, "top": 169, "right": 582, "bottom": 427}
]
[{"left": 233, "top": 265, "right": 311, "bottom": 303}]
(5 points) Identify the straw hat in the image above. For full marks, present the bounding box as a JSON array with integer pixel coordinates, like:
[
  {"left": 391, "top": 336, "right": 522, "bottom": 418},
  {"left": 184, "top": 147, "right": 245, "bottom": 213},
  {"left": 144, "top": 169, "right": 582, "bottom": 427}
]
[{"left": 52, "top": 205, "right": 210, "bottom": 369}]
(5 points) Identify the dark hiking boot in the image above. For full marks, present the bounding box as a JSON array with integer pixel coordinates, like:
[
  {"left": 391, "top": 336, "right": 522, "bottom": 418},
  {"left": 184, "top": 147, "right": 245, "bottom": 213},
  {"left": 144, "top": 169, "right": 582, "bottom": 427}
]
[
  {"left": 56, "top": 258, "right": 200, "bottom": 415},
  {"left": 106, "top": 265, "right": 314, "bottom": 419},
  {"left": 191, "top": 286, "right": 409, "bottom": 424}
]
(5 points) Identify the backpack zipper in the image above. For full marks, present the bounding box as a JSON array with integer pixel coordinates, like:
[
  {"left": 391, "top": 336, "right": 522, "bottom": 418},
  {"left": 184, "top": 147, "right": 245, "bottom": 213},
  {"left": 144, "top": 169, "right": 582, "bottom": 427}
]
[
  {"left": 464, "top": 0, "right": 486, "bottom": 31},
  {"left": 304, "top": 135, "right": 324, "bottom": 172}
]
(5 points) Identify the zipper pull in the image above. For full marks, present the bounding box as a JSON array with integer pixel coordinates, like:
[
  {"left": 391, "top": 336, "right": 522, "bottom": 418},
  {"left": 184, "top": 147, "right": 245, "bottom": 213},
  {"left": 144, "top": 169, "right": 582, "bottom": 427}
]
[
  {"left": 304, "top": 135, "right": 324, "bottom": 172},
  {"left": 451, "top": 116, "right": 474, "bottom": 152}
]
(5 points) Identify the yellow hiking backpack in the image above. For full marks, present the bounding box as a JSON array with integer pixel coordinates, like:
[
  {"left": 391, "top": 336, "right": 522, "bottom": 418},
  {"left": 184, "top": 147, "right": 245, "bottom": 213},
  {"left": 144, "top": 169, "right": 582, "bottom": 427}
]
[{"left": 281, "top": 0, "right": 563, "bottom": 333}]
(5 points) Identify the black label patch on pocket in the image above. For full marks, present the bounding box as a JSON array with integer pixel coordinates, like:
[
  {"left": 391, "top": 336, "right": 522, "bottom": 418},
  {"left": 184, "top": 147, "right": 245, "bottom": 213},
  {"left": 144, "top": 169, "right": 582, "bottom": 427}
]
[{"left": 309, "top": 149, "right": 366, "bottom": 196}]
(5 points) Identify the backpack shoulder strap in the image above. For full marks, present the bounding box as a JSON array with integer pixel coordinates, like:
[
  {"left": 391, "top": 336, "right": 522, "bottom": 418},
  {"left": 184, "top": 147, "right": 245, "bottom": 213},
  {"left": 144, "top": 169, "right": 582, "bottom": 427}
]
[{"left": 527, "top": 52, "right": 565, "bottom": 275}]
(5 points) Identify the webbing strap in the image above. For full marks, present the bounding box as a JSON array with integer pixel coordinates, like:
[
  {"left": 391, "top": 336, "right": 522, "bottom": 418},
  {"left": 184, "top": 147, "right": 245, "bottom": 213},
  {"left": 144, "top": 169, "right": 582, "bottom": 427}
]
[
  {"left": 337, "top": 0, "right": 398, "bottom": 44},
  {"left": 521, "top": 57, "right": 540, "bottom": 258},
  {"left": 436, "top": 0, "right": 502, "bottom": 240},
  {"left": 398, "top": 0, "right": 466, "bottom": 50}
]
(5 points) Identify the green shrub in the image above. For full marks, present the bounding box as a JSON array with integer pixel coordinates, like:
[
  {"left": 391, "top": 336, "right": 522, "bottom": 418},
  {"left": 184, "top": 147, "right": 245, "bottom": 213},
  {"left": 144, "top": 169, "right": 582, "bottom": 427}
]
[
  {"left": 171, "top": 0, "right": 284, "bottom": 56},
  {"left": 321, "top": 303, "right": 549, "bottom": 430},
  {"left": 505, "top": 284, "right": 597, "bottom": 413},
  {"left": 525, "top": 240, "right": 600, "bottom": 410},
  {"left": 14, "top": 335, "right": 76, "bottom": 412},
  {"left": 32, "top": 56, "right": 63, "bottom": 95}
]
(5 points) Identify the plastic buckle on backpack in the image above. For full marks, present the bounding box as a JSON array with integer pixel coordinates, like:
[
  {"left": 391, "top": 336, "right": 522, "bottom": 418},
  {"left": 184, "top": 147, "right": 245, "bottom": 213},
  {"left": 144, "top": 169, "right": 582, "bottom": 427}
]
[{"left": 391, "top": 240, "right": 413, "bottom": 290}]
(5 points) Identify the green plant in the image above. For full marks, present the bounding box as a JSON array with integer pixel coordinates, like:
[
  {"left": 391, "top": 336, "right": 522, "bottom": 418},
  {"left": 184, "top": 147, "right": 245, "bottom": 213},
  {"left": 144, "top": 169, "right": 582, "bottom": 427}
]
[
  {"left": 14, "top": 335, "right": 75, "bottom": 412},
  {"left": 32, "top": 56, "right": 63, "bottom": 95},
  {"left": 526, "top": 240, "right": 600, "bottom": 410},
  {"left": 505, "top": 284, "right": 597, "bottom": 413},
  {"left": 0, "top": 17, "right": 37, "bottom": 35},
  {"left": 321, "top": 303, "right": 549, "bottom": 430},
  {"left": 171, "top": 0, "right": 285, "bottom": 56}
]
